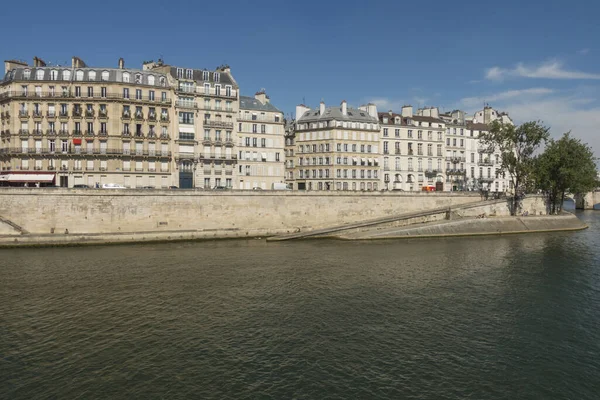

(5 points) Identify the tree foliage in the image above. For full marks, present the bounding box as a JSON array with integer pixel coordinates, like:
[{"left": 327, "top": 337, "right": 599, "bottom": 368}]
[
  {"left": 534, "top": 133, "right": 598, "bottom": 214},
  {"left": 479, "top": 120, "right": 550, "bottom": 215}
]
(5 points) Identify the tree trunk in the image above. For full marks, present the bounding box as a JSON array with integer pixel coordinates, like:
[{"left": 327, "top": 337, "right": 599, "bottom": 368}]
[{"left": 559, "top": 191, "right": 565, "bottom": 213}]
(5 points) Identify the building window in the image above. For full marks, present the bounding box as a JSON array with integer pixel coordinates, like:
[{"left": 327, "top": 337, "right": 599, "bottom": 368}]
[
  {"left": 122, "top": 72, "right": 130, "bottom": 83},
  {"left": 177, "top": 68, "right": 183, "bottom": 78},
  {"left": 214, "top": 72, "right": 220, "bottom": 82}
]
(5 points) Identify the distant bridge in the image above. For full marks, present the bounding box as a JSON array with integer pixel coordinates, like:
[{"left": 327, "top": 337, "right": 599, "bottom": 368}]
[{"left": 574, "top": 190, "right": 600, "bottom": 210}]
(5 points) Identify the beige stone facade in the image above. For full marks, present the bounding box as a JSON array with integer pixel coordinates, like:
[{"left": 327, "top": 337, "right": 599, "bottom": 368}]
[
  {"left": 0, "top": 57, "right": 175, "bottom": 188},
  {"left": 144, "top": 61, "right": 239, "bottom": 189},
  {"left": 288, "top": 101, "right": 381, "bottom": 191},
  {"left": 236, "top": 91, "right": 285, "bottom": 189}
]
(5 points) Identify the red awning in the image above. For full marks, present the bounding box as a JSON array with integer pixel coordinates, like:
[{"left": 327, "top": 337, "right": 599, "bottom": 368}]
[{"left": 73, "top": 139, "right": 82, "bottom": 145}]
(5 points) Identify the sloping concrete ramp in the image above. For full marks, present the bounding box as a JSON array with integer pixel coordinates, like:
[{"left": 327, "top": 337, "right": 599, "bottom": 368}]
[
  {"left": 340, "top": 214, "right": 587, "bottom": 240},
  {"left": 0, "top": 216, "right": 28, "bottom": 235},
  {"left": 267, "top": 199, "right": 504, "bottom": 242}
]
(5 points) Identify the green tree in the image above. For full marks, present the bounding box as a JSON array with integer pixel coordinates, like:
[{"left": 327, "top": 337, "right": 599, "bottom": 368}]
[
  {"left": 479, "top": 120, "right": 550, "bottom": 215},
  {"left": 534, "top": 133, "right": 598, "bottom": 214}
]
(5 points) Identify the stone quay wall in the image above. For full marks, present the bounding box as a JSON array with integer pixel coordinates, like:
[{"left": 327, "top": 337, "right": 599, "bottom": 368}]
[{"left": 0, "top": 189, "right": 523, "bottom": 237}]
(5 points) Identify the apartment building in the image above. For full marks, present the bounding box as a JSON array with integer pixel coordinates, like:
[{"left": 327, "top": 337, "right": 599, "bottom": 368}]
[
  {"left": 0, "top": 56, "right": 174, "bottom": 188},
  {"left": 439, "top": 109, "right": 468, "bottom": 191},
  {"left": 284, "top": 119, "right": 296, "bottom": 188},
  {"left": 378, "top": 106, "right": 446, "bottom": 191},
  {"left": 237, "top": 91, "right": 285, "bottom": 189},
  {"left": 291, "top": 101, "right": 380, "bottom": 191},
  {"left": 144, "top": 60, "right": 239, "bottom": 189}
]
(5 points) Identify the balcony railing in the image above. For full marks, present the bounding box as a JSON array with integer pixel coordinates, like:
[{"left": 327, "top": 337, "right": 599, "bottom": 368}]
[
  {"left": 18, "top": 129, "right": 29, "bottom": 136},
  {"left": 478, "top": 146, "right": 494, "bottom": 153},
  {"left": 478, "top": 159, "right": 495, "bottom": 166},
  {"left": 203, "top": 120, "right": 233, "bottom": 129},
  {"left": 479, "top": 177, "right": 495, "bottom": 182},
  {"left": 0, "top": 91, "right": 171, "bottom": 104},
  {"left": 175, "top": 100, "right": 197, "bottom": 109},
  {"left": 19, "top": 111, "right": 29, "bottom": 118},
  {"left": 445, "top": 156, "right": 466, "bottom": 163},
  {"left": 446, "top": 169, "right": 466, "bottom": 175},
  {"left": 85, "top": 110, "right": 95, "bottom": 118},
  {"left": 0, "top": 147, "right": 172, "bottom": 157}
]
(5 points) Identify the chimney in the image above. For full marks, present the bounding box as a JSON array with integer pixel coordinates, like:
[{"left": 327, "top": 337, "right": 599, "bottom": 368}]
[
  {"left": 118, "top": 58, "right": 125, "bottom": 69},
  {"left": 366, "top": 103, "right": 378, "bottom": 119},
  {"left": 295, "top": 104, "right": 311, "bottom": 120},
  {"left": 341, "top": 100, "right": 347, "bottom": 116},
  {"left": 430, "top": 107, "right": 439, "bottom": 118},
  {"left": 4, "top": 59, "right": 29, "bottom": 74},
  {"left": 421, "top": 108, "right": 431, "bottom": 117},
  {"left": 401, "top": 105, "right": 413, "bottom": 118},
  {"left": 255, "top": 90, "right": 269, "bottom": 104},
  {"left": 33, "top": 57, "right": 46, "bottom": 68},
  {"left": 319, "top": 101, "right": 325, "bottom": 116},
  {"left": 71, "top": 56, "right": 86, "bottom": 69}
]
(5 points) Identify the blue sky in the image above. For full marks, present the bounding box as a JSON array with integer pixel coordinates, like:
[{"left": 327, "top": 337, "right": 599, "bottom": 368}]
[{"left": 2, "top": 0, "right": 599, "bottom": 152}]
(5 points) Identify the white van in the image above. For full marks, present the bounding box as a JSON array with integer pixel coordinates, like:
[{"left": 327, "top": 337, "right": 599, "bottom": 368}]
[
  {"left": 101, "top": 183, "right": 126, "bottom": 189},
  {"left": 271, "top": 182, "right": 291, "bottom": 190}
]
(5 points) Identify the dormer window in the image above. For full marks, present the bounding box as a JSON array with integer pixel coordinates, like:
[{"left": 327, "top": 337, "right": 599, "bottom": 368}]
[
  {"left": 159, "top": 77, "right": 166, "bottom": 86},
  {"left": 101, "top": 71, "right": 109, "bottom": 81},
  {"left": 202, "top": 71, "right": 209, "bottom": 81},
  {"left": 135, "top": 74, "right": 142, "bottom": 84},
  {"left": 176, "top": 68, "right": 183, "bottom": 78},
  {"left": 36, "top": 70, "right": 44, "bottom": 80},
  {"left": 122, "top": 72, "right": 130, "bottom": 83},
  {"left": 148, "top": 75, "right": 155, "bottom": 85},
  {"left": 88, "top": 71, "right": 96, "bottom": 81},
  {"left": 75, "top": 70, "right": 84, "bottom": 81},
  {"left": 62, "top": 70, "right": 71, "bottom": 80},
  {"left": 214, "top": 72, "right": 220, "bottom": 83},
  {"left": 23, "top": 69, "right": 31, "bottom": 79},
  {"left": 225, "top": 85, "right": 231, "bottom": 97},
  {"left": 186, "top": 69, "right": 193, "bottom": 79}
]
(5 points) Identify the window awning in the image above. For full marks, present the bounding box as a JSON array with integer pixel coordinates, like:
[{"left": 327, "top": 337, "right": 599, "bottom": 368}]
[
  {"left": 261, "top": 153, "right": 267, "bottom": 159},
  {"left": 368, "top": 158, "right": 374, "bottom": 163},
  {"left": 3, "top": 174, "right": 56, "bottom": 183},
  {"left": 353, "top": 157, "right": 358, "bottom": 163},
  {"left": 374, "top": 159, "right": 379, "bottom": 165},
  {"left": 73, "top": 139, "right": 82, "bottom": 145},
  {"left": 361, "top": 158, "right": 367, "bottom": 163}
]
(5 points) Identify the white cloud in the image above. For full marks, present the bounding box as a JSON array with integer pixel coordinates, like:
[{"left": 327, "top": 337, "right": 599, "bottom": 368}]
[
  {"left": 459, "top": 88, "right": 554, "bottom": 108},
  {"left": 578, "top": 48, "right": 590, "bottom": 55},
  {"left": 458, "top": 87, "right": 600, "bottom": 156},
  {"left": 485, "top": 60, "right": 600, "bottom": 81}
]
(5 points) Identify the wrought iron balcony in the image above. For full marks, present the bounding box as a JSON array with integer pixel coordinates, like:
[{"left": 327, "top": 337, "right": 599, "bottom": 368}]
[
  {"left": 446, "top": 168, "right": 466, "bottom": 175},
  {"left": 85, "top": 130, "right": 95, "bottom": 136},
  {"left": 134, "top": 112, "right": 144, "bottom": 120},
  {"left": 18, "top": 129, "right": 29, "bottom": 136},
  {"left": 73, "top": 130, "right": 82, "bottom": 136},
  {"left": 58, "top": 130, "right": 69, "bottom": 136},
  {"left": 148, "top": 113, "right": 157, "bottom": 121},
  {"left": 479, "top": 177, "right": 495, "bottom": 183},
  {"left": 122, "top": 111, "right": 131, "bottom": 119},
  {"left": 98, "top": 110, "right": 108, "bottom": 118},
  {"left": 59, "top": 111, "right": 69, "bottom": 118},
  {"left": 203, "top": 120, "right": 233, "bottom": 129},
  {"left": 85, "top": 110, "right": 95, "bottom": 118},
  {"left": 32, "top": 129, "right": 43, "bottom": 136},
  {"left": 19, "top": 110, "right": 29, "bottom": 118},
  {"left": 160, "top": 115, "right": 169, "bottom": 123},
  {"left": 445, "top": 156, "right": 466, "bottom": 163},
  {"left": 478, "top": 159, "right": 495, "bottom": 166}
]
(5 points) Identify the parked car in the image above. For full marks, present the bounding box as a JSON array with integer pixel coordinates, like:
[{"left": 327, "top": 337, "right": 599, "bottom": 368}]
[
  {"left": 168, "top": 186, "right": 179, "bottom": 189},
  {"left": 101, "top": 183, "right": 126, "bottom": 189},
  {"left": 212, "top": 186, "right": 228, "bottom": 190},
  {"left": 141, "top": 186, "right": 155, "bottom": 189},
  {"left": 252, "top": 187, "right": 263, "bottom": 190},
  {"left": 73, "top": 184, "right": 90, "bottom": 189}
]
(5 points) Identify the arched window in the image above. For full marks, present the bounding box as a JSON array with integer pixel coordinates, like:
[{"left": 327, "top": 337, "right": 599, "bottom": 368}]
[
  {"left": 23, "top": 69, "right": 31, "bottom": 79},
  {"left": 50, "top": 70, "right": 58, "bottom": 80},
  {"left": 101, "top": 71, "right": 109, "bottom": 81},
  {"left": 88, "top": 71, "right": 96, "bottom": 81},
  {"left": 62, "top": 70, "right": 71, "bottom": 80},
  {"left": 135, "top": 74, "right": 142, "bottom": 84},
  {"left": 36, "top": 69, "right": 44, "bottom": 80},
  {"left": 147, "top": 75, "right": 155, "bottom": 85},
  {"left": 159, "top": 77, "right": 165, "bottom": 86},
  {"left": 75, "top": 70, "right": 84, "bottom": 81},
  {"left": 122, "top": 72, "right": 130, "bottom": 83}
]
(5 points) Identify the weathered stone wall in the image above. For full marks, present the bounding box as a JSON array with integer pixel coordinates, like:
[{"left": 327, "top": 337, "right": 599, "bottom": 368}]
[
  {"left": 0, "top": 189, "right": 550, "bottom": 242},
  {"left": 0, "top": 189, "right": 485, "bottom": 236}
]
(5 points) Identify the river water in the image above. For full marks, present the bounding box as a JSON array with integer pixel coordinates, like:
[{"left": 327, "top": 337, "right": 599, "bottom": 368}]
[{"left": 1, "top": 211, "right": 600, "bottom": 399}]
